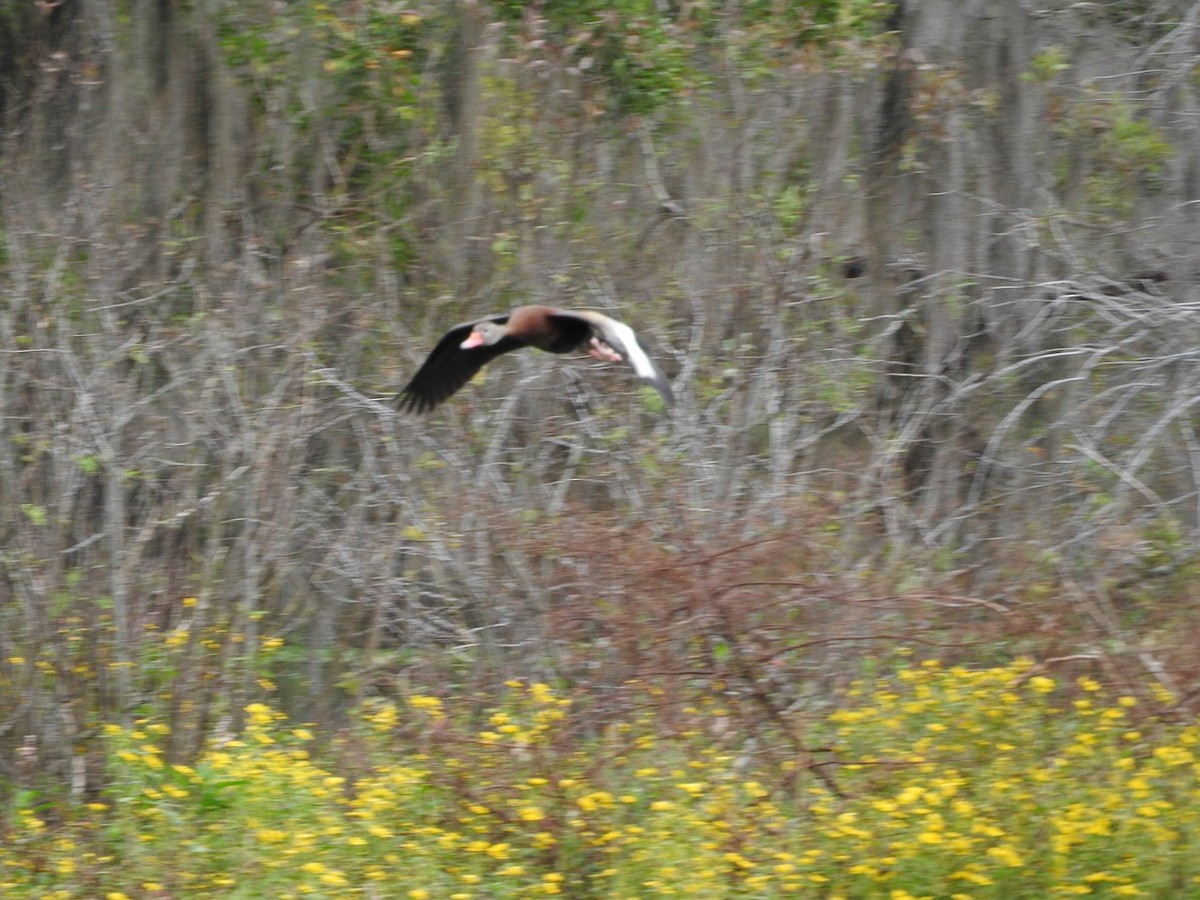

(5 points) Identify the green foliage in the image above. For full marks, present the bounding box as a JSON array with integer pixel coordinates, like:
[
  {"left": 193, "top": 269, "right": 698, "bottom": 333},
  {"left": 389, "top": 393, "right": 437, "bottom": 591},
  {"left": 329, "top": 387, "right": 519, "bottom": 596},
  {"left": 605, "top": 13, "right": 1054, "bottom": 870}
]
[
  {"left": 1024, "top": 45, "right": 1071, "bottom": 83},
  {"left": 576, "top": 0, "right": 694, "bottom": 116},
  {"left": 1083, "top": 112, "right": 1171, "bottom": 216},
  {"left": 214, "top": 1, "right": 440, "bottom": 281},
  {"left": 489, "top": 0, "right": 894, "bottom": 114},
  {"left": 560, "top": 0, "right": 697, "bottom": 116},
  {"left": 730, "top": 0, "right": 896, "bottom": 44},
  {"left": 311, "top": 3, "right": 427, "bottom": 127},
  {"left": 5, "top": 665, "right": 1200, "bottom": 896},
  {"left": 1053, "top": 91, "right": 1173, "bottom": 219},
  {"left": 772, "top": 183, "right": 809, "bottom": 233},
  {"left": 19, "top": 503, "right": 46, "bottom": 526}
]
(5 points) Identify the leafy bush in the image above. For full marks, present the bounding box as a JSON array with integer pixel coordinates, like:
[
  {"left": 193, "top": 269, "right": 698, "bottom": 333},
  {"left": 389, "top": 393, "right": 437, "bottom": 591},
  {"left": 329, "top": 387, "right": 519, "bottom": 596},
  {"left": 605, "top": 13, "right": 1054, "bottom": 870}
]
[{"left": 4, "top": 662, "right": 1200, "bottom": 896}]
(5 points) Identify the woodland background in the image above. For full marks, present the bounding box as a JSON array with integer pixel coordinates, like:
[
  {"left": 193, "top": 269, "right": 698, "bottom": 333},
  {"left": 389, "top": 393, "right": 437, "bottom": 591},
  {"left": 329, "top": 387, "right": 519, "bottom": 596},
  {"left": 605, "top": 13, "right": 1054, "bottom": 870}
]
[{"left": 2, "top": 0, "right": 1200, "bottom": 798}]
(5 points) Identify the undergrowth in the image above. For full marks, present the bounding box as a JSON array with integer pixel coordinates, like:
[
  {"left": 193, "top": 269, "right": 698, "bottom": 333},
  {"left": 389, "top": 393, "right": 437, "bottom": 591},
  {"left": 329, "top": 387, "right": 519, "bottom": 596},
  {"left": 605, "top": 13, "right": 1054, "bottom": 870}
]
[{"left": 3, "top": 660, "right": 1200, "bottom": 897}]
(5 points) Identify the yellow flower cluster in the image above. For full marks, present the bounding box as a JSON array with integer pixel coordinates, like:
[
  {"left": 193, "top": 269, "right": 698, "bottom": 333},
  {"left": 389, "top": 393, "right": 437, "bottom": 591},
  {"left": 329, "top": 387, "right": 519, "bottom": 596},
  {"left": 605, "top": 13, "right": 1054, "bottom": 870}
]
[
  {"left": 807, "top": 660, "right": 1200, "bottom": 896},
  {"left": 3, "top": 664, "right": 1200, "bottom": 897}
]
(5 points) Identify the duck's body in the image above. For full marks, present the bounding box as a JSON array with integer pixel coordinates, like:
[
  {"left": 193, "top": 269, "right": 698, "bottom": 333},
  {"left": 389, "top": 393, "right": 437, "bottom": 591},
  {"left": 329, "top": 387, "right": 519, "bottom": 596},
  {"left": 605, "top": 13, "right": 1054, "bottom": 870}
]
[{"left": 398, "top": 305, "right": 673, "bottom": 413}]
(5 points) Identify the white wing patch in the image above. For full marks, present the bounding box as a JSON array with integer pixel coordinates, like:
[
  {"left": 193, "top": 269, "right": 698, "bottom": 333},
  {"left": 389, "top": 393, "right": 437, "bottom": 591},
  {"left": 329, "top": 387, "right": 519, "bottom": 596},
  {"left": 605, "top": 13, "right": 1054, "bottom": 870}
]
[
  {"left": 574, "top": 309, "right": 674, "bottom": 406},
  {"left": 595, "top": 315, "right": 657, "bottom": 380}
]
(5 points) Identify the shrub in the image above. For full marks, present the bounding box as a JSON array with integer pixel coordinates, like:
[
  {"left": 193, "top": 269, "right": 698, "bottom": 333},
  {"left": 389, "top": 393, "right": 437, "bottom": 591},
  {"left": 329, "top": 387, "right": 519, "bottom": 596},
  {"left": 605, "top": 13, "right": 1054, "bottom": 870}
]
[{"left": 3, "top": 664, "right": 1199, "bottom": 896}]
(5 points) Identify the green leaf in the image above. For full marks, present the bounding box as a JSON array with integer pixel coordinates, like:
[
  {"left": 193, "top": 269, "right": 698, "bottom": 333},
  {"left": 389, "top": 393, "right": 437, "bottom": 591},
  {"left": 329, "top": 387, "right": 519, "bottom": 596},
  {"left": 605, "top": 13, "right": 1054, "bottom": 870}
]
[{"left": 21, "top": 504, "right": 47, "bottom": 526}]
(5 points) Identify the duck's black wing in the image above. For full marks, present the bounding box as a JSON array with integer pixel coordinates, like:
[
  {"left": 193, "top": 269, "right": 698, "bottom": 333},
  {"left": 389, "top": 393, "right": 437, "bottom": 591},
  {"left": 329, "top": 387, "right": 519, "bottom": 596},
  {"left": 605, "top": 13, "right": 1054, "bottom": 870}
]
[{"left": 398, "top": 316, "right": 522, "bottom": 414}]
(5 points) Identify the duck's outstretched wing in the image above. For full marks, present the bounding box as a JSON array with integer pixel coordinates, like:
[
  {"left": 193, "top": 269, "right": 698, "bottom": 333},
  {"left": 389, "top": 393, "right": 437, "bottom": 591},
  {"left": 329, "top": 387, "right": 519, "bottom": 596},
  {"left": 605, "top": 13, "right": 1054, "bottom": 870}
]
[
  {"left": 556, "top": 310, "right": 675, "bottom": 407},
  {"left": 398, "top": 315, "right": 521, "bottom": 414}
]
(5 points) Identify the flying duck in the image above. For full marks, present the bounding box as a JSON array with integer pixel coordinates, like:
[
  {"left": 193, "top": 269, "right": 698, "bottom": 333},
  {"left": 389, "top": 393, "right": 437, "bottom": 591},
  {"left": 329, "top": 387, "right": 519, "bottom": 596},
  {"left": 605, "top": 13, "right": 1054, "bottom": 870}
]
[{"left": 398, "top": 305, "right": 674, "bottom": 413}]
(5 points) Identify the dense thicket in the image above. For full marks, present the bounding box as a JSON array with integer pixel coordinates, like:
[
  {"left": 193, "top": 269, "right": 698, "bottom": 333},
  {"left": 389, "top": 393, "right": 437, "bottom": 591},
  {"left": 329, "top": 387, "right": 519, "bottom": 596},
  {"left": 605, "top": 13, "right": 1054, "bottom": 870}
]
[{"left": 2, "top": 0, "right": 1200, "bottom": 794}]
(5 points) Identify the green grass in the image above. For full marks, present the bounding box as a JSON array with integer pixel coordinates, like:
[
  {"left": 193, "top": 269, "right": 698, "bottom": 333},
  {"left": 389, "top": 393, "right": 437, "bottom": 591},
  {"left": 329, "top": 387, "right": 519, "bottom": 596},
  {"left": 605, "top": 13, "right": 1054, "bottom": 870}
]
[{"left": 4, "top": 662, "right": 1200, "bottom": 897}]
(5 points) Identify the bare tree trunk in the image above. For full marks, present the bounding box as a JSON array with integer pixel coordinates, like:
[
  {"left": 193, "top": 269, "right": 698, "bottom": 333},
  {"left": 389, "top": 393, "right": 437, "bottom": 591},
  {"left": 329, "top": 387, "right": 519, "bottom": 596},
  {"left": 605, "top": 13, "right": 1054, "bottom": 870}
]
[{"left": 441, "top": 1, "right": 487, "bottom": 292}]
